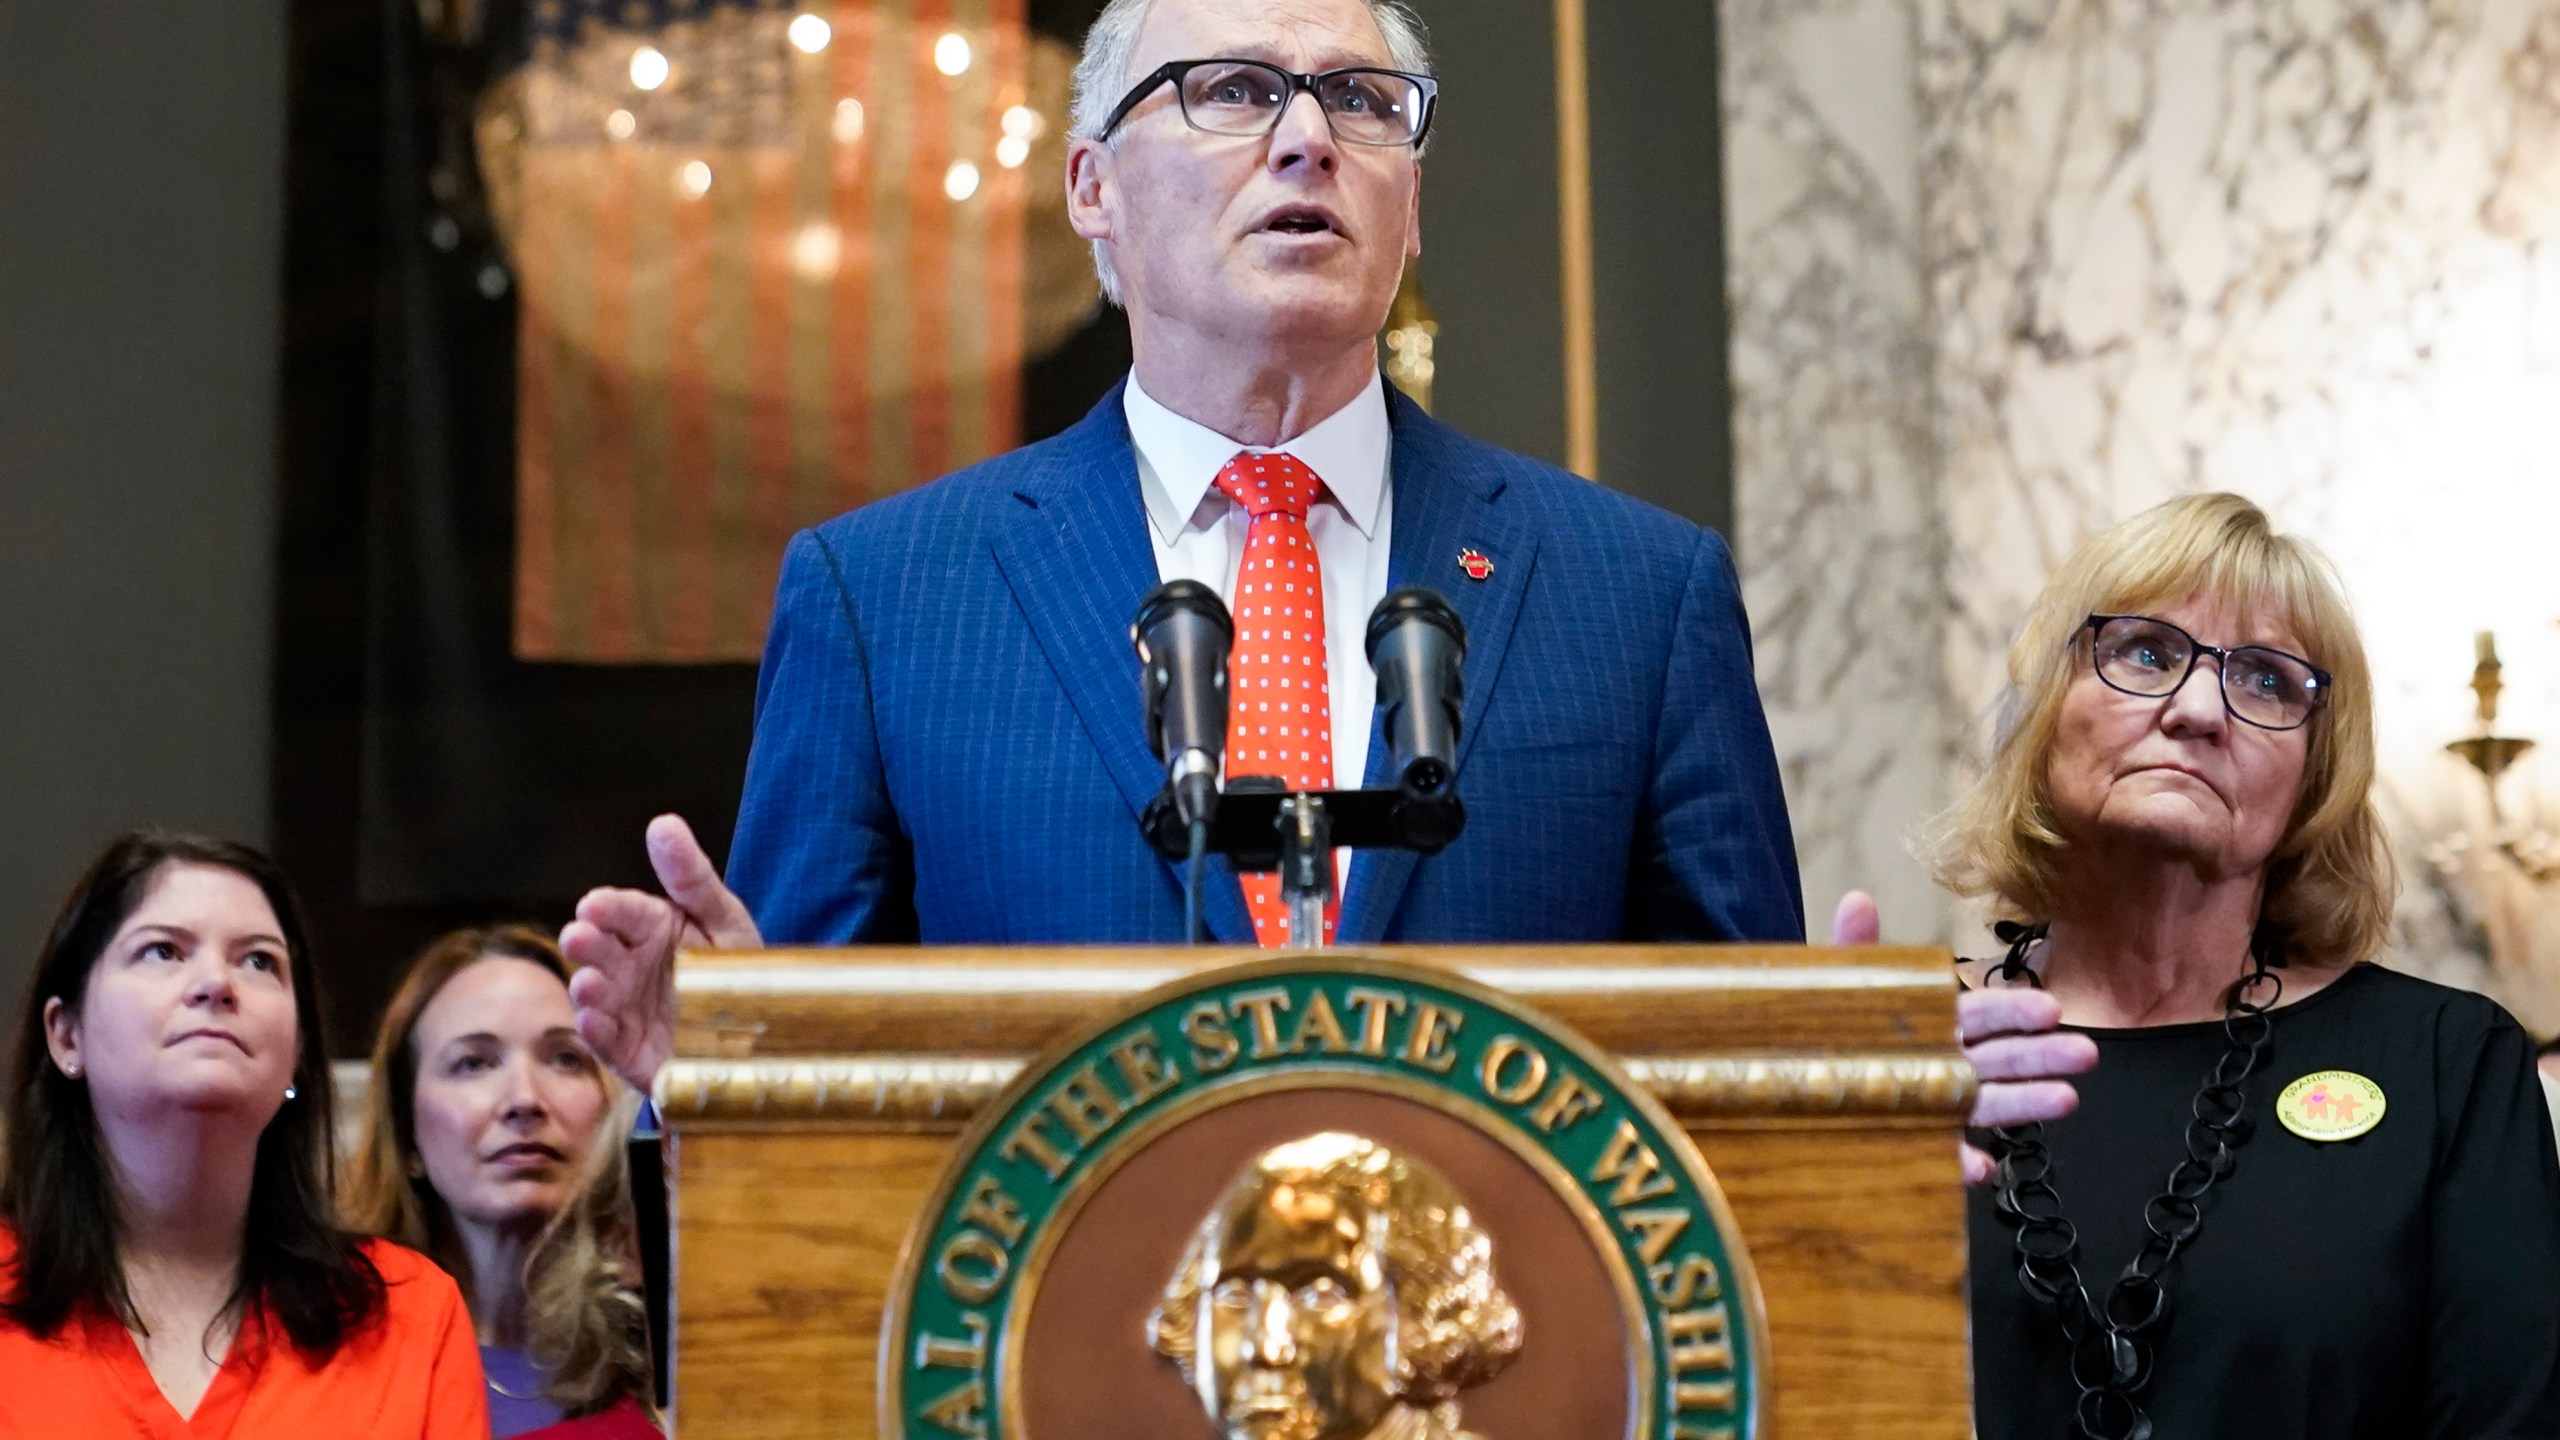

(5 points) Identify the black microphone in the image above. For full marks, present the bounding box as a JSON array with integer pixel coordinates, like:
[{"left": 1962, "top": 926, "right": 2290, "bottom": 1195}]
[
  {"left": 1366, "top": 587, "right": 1467, "bottom": 799},
  {"left": 1131, "top": 580, "right": 1232, "bottom": 828}
]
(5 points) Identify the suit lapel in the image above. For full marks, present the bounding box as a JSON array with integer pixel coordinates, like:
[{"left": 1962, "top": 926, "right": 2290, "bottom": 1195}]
[
  {"left": 989, "top": 388, "right": 1255, "bottom": 943},
  {"left": 1338, "top": 389, "right": 1539, "bottom": 943}
]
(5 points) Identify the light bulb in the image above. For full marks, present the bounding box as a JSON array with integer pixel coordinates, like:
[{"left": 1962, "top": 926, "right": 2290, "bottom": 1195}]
[
  {"left": 630, "top": 45, "right": 670, "bottom": 91},
  {"left": 791, "top": 223, "right": 842, "bottom": 279},
  {"left": 788, "top": 13, "right": 832, "bottom": 54}
]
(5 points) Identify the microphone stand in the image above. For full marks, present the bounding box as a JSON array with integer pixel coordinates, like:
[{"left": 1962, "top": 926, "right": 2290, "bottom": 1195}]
[
  {"left": 1277, "top": 794, "right": 1331, "bottom": 949},
  {"left": 1167, "top": 746, "right": 1218, "bottom": 945},
  {"left": 1185, "top": 814, "right": 1210, "bottom": 946},
  {"left": 1141, "top": 777, "right": 1462, "bottom": 947}
]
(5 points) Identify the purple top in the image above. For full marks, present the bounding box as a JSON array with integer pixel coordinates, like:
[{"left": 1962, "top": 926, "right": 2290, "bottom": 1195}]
[{"left": 482, "top": 1346, "right": 566, "bottom": 1438}]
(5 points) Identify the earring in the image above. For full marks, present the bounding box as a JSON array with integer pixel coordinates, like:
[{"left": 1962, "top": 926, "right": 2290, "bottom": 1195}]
[
  {"left": 283, "top": 1084, "right": 298, "bottom": 1101},
  {"left": 61, "top": 1062, "right": 80, "bottom": 1079}
]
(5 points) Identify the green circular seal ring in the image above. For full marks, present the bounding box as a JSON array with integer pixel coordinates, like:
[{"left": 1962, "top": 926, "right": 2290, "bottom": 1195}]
[{"left": 880, "top": 954, "right": 1767, "bottom": 1439}]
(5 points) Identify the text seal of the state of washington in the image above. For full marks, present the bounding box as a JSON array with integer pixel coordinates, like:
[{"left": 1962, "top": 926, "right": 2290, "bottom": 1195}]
[{"left": 882, "top": 955, "right": 1767, "bottom": 1440}]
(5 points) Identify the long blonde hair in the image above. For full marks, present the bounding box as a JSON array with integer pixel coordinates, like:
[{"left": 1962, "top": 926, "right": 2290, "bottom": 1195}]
[
  {"left": 1928, "top": 493, "right": 2395, "bottom": 964},
  {"left": 343, "top": 925, "right": 652, "bottom": 1418},
  {"left": 523, "top": 1095, "right": 654, "bottom": 1420}
]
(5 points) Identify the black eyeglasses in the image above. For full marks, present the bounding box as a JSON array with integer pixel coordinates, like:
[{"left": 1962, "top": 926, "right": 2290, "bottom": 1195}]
[
  {"left": 2082, "top": 615, "right": 2331, "bottom": 731},
  {"left": 1098, "top": 58, "right": 1438, "bottom": 148}
]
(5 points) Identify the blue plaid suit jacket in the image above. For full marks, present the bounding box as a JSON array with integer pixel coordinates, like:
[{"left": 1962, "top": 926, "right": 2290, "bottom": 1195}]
[{"left": 728, "top": 382, "right": 1804, "bottom": 945}]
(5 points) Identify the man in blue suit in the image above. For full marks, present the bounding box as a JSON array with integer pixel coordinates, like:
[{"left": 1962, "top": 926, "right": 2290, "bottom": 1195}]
[
  {"left": 564, "top": 0, "right": 2093, "bottom": 1166},
  {"left": 562, "top": 0, "right": 1804, "bottom": 1085}
]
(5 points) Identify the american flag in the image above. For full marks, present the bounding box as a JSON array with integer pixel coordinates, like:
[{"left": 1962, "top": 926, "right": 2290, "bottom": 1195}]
[{"left": 490, "top": 0, "right": 1068, "bottom": 662}]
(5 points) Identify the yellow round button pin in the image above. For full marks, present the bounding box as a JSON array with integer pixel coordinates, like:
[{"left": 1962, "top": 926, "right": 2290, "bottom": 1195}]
[{"left": 2276, "top": 1070, "right": 2386, "bottom": 1142}]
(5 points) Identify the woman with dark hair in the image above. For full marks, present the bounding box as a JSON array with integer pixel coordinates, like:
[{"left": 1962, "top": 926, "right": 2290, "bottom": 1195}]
[
  {"left": 0, "top": 831, "right": 486, "bottom": 1436},
  {"left": 346, "top": 927, "right": 656, "bottom": 1438}
]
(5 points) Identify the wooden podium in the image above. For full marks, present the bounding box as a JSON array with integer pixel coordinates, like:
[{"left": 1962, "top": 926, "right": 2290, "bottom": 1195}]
[{"left": 654, "top": 945, "right": 1974, "bottom": 1439}]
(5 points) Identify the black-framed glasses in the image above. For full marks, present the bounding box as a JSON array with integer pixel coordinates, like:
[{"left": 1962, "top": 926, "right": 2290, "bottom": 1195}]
[
  {"left": 1098, "top": 58, "right": 1438, "bottom": 148},
  {"left": 2082, "top": 615, "right": 2331, "bottom": 731}
]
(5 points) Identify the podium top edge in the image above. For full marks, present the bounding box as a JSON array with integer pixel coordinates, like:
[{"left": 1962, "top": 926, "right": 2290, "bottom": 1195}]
[
  {"left": 680, "top": 944, "right": 1951, "bottom": 965},
  {"left": 672, "top": 944, "right": 1957, "bottom": 996}
]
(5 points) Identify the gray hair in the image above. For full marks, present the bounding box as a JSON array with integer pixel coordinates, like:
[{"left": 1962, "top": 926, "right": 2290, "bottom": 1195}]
[{"left": 1069, "top": 0, "right": 1432, "bottom": 305}]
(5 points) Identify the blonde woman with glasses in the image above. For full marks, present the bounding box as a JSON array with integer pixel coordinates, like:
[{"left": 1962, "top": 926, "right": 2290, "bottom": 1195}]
[{"left": 1940, "top": 493, "right": 2560, "bottom": 1439}]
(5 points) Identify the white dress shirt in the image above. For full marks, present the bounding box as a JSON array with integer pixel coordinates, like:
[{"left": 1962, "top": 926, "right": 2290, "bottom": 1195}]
[{"left": 1125, "top": 369, "right": 1394, "bottom": 800}]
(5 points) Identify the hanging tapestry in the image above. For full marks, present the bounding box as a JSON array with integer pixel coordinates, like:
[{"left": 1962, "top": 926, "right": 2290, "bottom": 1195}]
[{"left": 481, "top": 0, "right": 1097, "bottom": 661}]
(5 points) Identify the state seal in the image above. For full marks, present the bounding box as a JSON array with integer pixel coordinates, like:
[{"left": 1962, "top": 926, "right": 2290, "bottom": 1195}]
[{"left": 881, "top": 956, "right": 1767, "bottom": 1440}]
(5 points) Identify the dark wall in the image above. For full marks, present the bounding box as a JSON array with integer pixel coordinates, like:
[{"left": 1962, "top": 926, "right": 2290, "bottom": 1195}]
[
  {"left": 1409, "top": 0, "right": 1733, "bottom": 536},
  {"left": 0, "top": 2, "right": 288, "bottom": 1013},
  {"left": 1586, "top": 0, "right": 1733, "bottom": 537},
  {"left": 1409, "top": 0, "right": 1567, "bottom": 470}
]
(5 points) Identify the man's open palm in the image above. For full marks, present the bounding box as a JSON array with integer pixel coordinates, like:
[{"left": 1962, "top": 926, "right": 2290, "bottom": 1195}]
[
  {"left": 562, "top": 813, "right": 764, "bottom": 1092},
  {"left": 1825, "top": 892, "right": 2094, "bottom": 1185}
]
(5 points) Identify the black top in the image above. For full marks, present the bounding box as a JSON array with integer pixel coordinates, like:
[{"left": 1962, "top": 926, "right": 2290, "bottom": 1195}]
[{"left": 1969, "top": 963, "right": 2560, "bottom": 1439}]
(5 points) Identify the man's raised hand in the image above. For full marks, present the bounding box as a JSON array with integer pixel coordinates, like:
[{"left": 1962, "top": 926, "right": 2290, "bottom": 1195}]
[
  {"left": 562, "top": 814, "right": 764, "bottom": 1092},
  {"left": 1824, "top": 892, "right": 2096, "bottom": 1186},
  {"left": 1954, "top": 986, "right": 2095, "bottom": 1183}
]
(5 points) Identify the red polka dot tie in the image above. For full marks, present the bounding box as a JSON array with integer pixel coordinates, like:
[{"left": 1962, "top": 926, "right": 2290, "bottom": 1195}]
[{"left": 1214, "top": 451, "right": 1337, "bottom": 947}]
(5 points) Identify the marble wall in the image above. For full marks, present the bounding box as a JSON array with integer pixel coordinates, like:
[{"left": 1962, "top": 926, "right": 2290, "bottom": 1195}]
[
  {"left": 1720, "top": 0, "right": 1952, "bottom": 943},
  {"left": 1724, "top": 0, "right": 2560, "bottom": 998}
]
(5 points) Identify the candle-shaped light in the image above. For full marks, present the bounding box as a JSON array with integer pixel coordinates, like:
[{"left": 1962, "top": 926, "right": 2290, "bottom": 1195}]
[
  {"left": 2473, "top": 630, "right": 2505, "bottom": 724},
  {"left": 2449, "top": 627, "right": 2533, "bottom": 789}
]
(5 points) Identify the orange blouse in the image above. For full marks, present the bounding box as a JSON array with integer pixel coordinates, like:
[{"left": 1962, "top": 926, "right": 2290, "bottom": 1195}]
[{"left": 0, "top": 1227, "right": 489, "bottom": 1440}]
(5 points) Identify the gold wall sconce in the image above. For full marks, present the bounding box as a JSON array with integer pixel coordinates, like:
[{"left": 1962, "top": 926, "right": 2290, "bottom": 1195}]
[{"left": 2448, "top": 631, "right": 2558, "bottom": 881}]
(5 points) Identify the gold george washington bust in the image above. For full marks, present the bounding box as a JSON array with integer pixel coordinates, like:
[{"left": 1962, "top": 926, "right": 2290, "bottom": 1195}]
[{"left": 1149, "top": 1133, "right": 1525, "bottom": 1440}]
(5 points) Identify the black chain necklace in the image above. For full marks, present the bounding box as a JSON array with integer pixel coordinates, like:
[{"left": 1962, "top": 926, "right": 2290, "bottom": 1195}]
[{"left": 1975, "top": 920, "right": 2285, "bottom": 1440}]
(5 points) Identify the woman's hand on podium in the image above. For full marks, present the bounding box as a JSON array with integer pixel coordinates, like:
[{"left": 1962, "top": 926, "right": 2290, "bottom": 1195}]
[
  {"left": 1826, "top": 892, "right": 2096, "bottom": 1187},
  {"left": 562, "top": 813, "right": 764, "bottom": 1092}
]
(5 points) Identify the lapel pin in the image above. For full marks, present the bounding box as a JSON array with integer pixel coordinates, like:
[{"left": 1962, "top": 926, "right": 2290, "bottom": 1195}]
[
  {"left": 1457, "top": 548, "right": 1494, "bottom": 581},
  {"left": 2276, "top": 1069, "right": 2386, "bottom": 1142}
]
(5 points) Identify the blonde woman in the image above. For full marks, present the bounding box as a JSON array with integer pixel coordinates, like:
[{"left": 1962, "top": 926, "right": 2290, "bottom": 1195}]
[
  {"left": 1939, "top": 494, "right": 2560, "bottom": 1438},
  {"left": 347, "top": 927, "right": 655, "bottom": 1437}
]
